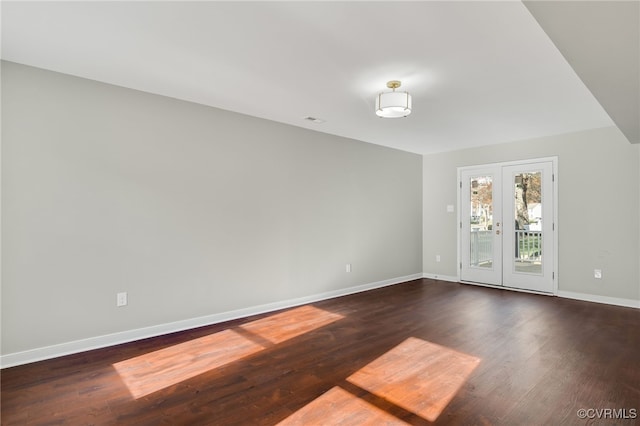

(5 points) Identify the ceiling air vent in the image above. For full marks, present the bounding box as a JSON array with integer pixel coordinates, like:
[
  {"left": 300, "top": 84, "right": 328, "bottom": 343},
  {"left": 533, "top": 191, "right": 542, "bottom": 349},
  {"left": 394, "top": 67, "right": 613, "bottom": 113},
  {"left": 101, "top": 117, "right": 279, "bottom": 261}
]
[{"left": 303, "top": 116, "right": 326, "bottom": 124}]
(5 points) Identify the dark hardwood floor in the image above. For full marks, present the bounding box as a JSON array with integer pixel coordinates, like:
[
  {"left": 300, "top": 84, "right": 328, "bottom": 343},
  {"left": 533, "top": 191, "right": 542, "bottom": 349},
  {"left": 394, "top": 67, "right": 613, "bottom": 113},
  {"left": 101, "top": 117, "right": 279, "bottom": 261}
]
[{"left": 2, "top": 279, "right": 639, "bottom": 425}]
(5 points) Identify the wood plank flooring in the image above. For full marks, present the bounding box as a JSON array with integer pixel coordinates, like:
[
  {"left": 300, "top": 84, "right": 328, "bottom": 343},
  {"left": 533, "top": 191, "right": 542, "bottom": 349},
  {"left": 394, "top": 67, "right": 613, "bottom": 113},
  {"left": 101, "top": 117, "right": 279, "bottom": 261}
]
[{"left": 2, "top": 279, "right": 639, "bottom": 425}]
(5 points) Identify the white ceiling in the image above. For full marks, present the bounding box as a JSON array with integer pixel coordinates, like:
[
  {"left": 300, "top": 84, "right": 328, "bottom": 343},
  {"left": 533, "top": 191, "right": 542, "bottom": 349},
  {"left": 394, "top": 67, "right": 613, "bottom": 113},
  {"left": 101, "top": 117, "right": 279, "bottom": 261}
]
[{"left": 1, "top": 1, "right": 618, "bottom": 154}]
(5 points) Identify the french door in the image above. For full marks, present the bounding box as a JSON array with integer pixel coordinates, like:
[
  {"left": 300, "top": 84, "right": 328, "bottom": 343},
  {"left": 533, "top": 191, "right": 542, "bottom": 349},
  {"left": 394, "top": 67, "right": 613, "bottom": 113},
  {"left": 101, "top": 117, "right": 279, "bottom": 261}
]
[{"left": 459, "top": 159, "right": 556, "bottom": 293}]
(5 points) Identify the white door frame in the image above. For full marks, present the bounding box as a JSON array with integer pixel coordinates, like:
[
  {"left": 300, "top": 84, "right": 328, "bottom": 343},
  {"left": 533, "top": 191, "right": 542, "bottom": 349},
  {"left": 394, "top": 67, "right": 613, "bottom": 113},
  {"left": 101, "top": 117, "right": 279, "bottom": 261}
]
[{"left": 457, "top": 157, "right": 558, "bottom": 295}]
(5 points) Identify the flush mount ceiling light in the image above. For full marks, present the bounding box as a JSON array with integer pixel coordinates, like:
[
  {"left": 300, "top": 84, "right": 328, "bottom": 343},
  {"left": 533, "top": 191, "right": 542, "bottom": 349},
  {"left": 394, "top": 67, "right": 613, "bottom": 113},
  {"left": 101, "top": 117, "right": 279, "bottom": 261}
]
[{"left": 375, "top": 80, "right": 412, "bottom": 118}]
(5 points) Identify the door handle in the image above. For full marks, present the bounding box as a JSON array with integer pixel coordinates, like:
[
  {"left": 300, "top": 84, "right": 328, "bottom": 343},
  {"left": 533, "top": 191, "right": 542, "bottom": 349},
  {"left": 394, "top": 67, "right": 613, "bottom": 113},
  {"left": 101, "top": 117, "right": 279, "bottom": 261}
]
[{"left": 496, "top": 230, "right": 501, "bottom": 235}]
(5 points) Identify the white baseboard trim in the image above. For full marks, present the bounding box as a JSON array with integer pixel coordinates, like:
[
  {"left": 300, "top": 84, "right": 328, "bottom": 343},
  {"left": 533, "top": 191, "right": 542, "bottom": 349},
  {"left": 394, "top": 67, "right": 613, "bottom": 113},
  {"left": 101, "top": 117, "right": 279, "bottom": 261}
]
[
  {"left": 557, "top": 291, "right": 640, "bottom": 309},
  {"left": 0, "top": 273, "right": 423, "bottom": 369},
  {"left": 422, "top": 273, "right": 459, "bottom": 283}
]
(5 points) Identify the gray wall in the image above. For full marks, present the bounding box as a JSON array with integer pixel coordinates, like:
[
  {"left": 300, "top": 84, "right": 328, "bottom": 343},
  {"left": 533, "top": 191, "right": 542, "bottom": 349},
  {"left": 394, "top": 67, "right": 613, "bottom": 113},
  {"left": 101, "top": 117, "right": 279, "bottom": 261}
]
[
  {"left": 1, "top": 61, "right": 423, "bottom": 355},
  {"left": 423, "top": 126, "right": 640, "bottom": 302}
]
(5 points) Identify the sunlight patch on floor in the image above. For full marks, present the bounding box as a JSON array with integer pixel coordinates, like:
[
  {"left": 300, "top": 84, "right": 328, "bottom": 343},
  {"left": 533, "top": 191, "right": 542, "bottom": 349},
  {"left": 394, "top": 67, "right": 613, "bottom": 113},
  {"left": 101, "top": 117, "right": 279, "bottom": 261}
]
[
  {"left": 113, "top": 329, "right": 263, "bottom": 399},
  {"left": 239, "top": 305, "right": 344, "bottom": 344},
  {"left": 277, "top": 386, "right": 409, "bottom": 425},
  {"left": 113, "top": 305, "right": 343, "bottom": 399},
  {"left": 347, "top": 337, "right": 481, "bottom": 422}
]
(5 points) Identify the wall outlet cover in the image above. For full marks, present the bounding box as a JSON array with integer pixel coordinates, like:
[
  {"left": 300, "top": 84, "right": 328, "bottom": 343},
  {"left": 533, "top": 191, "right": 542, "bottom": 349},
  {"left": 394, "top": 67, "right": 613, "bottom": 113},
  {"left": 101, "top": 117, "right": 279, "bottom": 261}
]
[{"left": 117, "top": 292, "right": 128, "bottom": 307}]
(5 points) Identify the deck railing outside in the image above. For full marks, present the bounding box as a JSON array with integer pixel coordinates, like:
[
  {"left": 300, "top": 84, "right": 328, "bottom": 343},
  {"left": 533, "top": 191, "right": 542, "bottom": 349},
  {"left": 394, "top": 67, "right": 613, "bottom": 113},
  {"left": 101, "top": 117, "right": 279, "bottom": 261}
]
[
  {"left": 470, "top": 230, "right": 492, "bottom": 266},
  {"left": 515, "top": 230, "right": 542, "bottom": 261},
  {"left": 470, "top": 229, "right": 542, "bottom": 267}
]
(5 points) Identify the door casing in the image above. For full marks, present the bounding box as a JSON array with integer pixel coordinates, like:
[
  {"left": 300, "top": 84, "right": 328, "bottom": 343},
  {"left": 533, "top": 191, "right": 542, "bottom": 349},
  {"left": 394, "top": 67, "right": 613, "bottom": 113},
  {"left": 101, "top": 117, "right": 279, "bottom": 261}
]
[{"left": 457, "top": 157, "right": 558, "bottom": 295}]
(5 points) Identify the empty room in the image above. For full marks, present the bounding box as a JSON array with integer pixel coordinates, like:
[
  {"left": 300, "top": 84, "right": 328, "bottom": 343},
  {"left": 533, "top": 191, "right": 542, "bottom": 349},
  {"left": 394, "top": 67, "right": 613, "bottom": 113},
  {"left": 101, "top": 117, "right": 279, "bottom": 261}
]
[{"left": 1, "top": 1, "right": 639, "bottom": 425}]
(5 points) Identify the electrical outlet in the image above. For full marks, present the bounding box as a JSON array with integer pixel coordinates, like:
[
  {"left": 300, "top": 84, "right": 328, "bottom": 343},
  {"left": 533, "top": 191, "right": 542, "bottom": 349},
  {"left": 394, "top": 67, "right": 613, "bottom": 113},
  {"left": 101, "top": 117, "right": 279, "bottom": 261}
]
[
  {"left": 117, "top": 292, "right": 128, "bottom": 307},
  {"left": 594, "top": 269, "right": 602, "bottom": 279},
  {"left": 346, "top": 263, "right": 352, "bottom": 273},
  {"left": 436, "top": 255, "right": 441, "bottom": 262}
]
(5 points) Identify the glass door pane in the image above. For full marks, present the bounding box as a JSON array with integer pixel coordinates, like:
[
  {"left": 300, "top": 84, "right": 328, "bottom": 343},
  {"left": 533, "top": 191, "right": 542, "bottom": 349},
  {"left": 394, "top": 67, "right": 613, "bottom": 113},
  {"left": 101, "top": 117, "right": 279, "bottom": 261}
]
[
  {"left": 512, "top": 171, "right": 542, "bottom": 275},
  {"left": 469, "top": 176, "right": 494, "bottom": 269}
]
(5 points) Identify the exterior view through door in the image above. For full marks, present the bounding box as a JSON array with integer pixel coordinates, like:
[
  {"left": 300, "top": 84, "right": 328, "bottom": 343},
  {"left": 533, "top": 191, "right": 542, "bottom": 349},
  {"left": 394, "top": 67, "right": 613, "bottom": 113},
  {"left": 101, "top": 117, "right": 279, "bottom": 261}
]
[{"left": 459, "top": 158, "right": 557, "bottom": 294}]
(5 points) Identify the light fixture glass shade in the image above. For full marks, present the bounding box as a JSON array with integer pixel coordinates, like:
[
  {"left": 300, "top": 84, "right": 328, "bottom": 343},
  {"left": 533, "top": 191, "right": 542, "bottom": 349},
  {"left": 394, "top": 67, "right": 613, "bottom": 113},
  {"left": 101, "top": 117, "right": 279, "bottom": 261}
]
[{"left": 375, "top": 91, "right": 412, "bottom": 118}]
